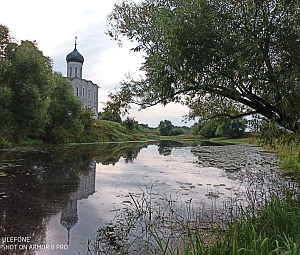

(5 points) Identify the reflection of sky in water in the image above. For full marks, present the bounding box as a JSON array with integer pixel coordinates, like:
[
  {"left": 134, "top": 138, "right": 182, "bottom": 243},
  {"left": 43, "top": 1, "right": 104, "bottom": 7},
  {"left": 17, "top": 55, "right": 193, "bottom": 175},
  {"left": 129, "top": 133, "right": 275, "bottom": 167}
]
[
  {"left": 94, "top": 144, "right": 282, "bottom": 222},
  {"left": 3, "top": 143, "right": 285, "bottom": 255}
]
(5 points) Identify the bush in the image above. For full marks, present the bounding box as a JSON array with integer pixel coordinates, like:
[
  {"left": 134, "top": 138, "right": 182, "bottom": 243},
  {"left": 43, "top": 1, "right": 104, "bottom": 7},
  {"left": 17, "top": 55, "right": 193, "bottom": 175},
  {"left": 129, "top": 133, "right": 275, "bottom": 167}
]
[
  {"left": 169, "top": 128, "right": 186, "bottom": 136},
  {"left": 122, "top": 117, "right": 139, "bottom": 131},
  {"left": 80, "top": 108, "right": 94, "bottom": 130},
  {"left": 216, "top": 118, "right": 247, "bottom": 138},
  {"left": 98, "top": 110, "right": 122, "bottom": 123},
  {"left": 192, "top": 118, "right": 247, "bottom": 138}
]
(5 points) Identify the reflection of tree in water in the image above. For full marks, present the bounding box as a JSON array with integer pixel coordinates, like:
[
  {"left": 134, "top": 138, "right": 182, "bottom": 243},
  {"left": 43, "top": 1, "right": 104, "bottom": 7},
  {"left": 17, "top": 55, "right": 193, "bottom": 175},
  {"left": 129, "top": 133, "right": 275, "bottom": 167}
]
[
  {"left": 123, "top": 147, "right": 139, "bottom": 163},
  {"left": 94, "top": 142, "right": 147, "bottom": 165},
  {"left": 0, "top": 147, "right": 96, "bottom": 255},
  {"left": 0, "top": 142, "right": 148, "bottom": 254},
  {"left": 157, "top": 140, "right": 186, "bottom": 156},
  {"left": 156, "top": 140, "right": 226, "bottom": 156}
]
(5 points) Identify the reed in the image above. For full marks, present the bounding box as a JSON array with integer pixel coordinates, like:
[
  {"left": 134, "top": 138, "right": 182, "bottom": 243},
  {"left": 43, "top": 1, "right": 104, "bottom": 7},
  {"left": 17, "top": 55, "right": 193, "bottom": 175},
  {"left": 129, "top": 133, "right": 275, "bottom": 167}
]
[
  {"left": 152, "top": 188, "right": 300, "bottom": 254},
  {"left": 89, "top": 185, "right": 300, "bottom": 254}
]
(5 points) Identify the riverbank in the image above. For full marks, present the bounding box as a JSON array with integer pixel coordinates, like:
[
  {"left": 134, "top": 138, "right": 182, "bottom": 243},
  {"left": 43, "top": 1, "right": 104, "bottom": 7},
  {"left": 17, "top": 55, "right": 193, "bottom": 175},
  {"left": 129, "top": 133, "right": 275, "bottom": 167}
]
[
  {"left": 210, "top": 133, "right": 300, "bottom": 182},
  {"left": 2, "top": 125, "right": 298, "bottom": 182},
  {"left": 151, "top": 134, "right": 300, "bottom": 254},
  {"left": 151, "top": 188, "right": 300, "bottom": 255},
  {"left": 2, "top": 132, "right": 299, "bottom": 254},
  {"left": 0, "top": 120, "right": 146, "bottom": 148},
  {"left": 82, "top": 138, "right": 300, "bottom": 254}
]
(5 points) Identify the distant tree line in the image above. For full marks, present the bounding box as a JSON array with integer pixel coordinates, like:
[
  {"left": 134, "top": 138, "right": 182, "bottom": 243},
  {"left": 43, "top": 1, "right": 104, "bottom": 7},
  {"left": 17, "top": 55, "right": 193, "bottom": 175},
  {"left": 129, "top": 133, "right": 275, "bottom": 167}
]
[
  {"left": 99, "top": 106, "right": 191, "bottom": 136},
  {"left": 191, "top": 118, "right": 247, "bottom": 138},
  {"left": 0, "top": 25, "right": 93, "bottom": 145}
]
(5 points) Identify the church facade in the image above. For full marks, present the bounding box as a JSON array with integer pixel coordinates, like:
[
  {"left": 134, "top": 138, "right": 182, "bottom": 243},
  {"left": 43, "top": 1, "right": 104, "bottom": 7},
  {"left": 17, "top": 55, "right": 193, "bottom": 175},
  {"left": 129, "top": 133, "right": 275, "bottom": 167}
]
[{"left": 66, "top": 42, "right": 99, "bottom": 119}]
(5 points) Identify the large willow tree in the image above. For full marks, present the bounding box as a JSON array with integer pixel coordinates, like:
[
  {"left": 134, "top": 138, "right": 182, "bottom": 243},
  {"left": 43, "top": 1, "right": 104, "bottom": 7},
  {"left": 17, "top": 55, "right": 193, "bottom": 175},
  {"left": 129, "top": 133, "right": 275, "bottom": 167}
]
[{"left": 107, "top": 0, "right": 300, "bottom": 131}]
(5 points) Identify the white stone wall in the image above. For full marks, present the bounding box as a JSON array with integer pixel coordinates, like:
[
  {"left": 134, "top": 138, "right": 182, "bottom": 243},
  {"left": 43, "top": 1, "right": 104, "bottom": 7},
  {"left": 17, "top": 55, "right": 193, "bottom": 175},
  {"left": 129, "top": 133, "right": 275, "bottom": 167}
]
[
  {"left": 67, "top": 62, "right": 83, "bottom": 79},
  {"left": 70, "top": 78, "right": 99, "bottom": 119}
]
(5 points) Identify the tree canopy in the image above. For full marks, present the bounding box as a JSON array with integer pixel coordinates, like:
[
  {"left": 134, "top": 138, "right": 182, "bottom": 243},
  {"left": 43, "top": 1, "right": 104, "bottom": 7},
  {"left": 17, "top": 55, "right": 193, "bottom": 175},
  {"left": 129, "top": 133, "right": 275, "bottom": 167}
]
[
  {"left": 0, "top": 24, "right": 93, "bottom": 143},
  {"left": 107, "top": 0, "right": 300, "bottom": 132},
  {"left": 158, "top": 119, "right": 174, "bottom": 136}
]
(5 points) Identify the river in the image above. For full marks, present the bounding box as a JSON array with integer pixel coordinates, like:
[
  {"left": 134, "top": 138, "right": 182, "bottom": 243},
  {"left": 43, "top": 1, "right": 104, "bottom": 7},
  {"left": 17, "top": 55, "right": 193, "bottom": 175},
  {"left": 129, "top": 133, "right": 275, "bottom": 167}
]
[{"left": 0, "top": 141, "right": 293, "bottom": 254}]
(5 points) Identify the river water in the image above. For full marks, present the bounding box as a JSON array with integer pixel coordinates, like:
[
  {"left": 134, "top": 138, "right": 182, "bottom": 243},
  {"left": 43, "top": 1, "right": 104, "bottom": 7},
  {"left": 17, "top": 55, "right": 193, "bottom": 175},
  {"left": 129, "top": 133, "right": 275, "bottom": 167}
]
[{"left": 0, "top": 141, "right": 293, "bottom": 254}]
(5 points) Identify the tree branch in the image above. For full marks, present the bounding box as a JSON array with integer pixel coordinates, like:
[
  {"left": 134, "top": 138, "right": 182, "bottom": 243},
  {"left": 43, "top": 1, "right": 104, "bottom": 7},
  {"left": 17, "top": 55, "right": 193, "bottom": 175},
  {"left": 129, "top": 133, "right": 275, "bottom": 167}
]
[{"left": 206, "top": 111, "right": 257, "bottom": 120}]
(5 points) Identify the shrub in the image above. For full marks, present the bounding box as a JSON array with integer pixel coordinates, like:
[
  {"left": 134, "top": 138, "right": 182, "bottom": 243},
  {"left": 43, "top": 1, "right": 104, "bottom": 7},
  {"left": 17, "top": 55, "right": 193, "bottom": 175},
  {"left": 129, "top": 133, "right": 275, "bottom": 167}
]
[
  {"left": 122, "top": 117, "right": 139, "bottom": 131},
  {"left": 169, "top": 128, "right": 186, "bottom": 136},
  {"left": 98, "top": 110, "right": 122, "bottom": 123},
  {"left": 216, "top": 118, "right": 247, "bottom": 138}
]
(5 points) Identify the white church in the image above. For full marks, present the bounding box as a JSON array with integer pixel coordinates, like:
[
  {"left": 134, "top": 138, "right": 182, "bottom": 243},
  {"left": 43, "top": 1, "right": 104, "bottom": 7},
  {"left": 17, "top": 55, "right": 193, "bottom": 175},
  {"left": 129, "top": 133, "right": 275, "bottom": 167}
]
[{"left": 66, "top": 40, "right": 99, "bottom": 119}]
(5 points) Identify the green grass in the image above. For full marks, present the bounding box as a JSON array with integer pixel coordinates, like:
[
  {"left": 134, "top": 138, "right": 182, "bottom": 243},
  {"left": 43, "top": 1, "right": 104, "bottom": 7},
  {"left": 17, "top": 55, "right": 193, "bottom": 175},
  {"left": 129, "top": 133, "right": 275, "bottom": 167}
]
[
  {"left": 278, "top": 151, "right": 300, "bottom": 178},
  {"left": 50, "top": 120, "right": 146, "bottom": 144},
  {"left": 256, "top": 135, "right": 300, "bottom": 179},
  {"left": 209, "top": 132, "right": 258, "bottom": 144},
  {"left": 146, "top": 132, "right": 258, "bottom": 144},
  {"left": 20, "top": 138, "right": 44, "bottom": 146},
  {"left": 0, "top": 138, "right": 13, "bottom": 148},
  {"left": 152, "top": 189, "right": 300, "bottom": 255},
  {"left": 70, "top": 120, "right": 142, "bottom": 142}
]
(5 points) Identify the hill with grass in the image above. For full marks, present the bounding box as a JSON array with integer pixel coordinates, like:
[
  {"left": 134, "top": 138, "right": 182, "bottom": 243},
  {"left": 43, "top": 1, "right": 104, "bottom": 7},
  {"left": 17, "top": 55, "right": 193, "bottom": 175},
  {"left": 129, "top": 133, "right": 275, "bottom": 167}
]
[{"left": 68, "top": 120, "right": 145, "bottom": 143}]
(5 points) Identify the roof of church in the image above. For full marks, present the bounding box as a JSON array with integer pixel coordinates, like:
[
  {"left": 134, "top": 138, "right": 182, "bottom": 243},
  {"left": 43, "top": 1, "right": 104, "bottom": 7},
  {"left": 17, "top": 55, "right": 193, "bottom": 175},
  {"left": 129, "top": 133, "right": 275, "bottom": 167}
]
[
  {"left": 68, "top": 77, "right": 99, "bottom": 87},
  {"left": 66, "top": 45, "right": 84, "bottom": 64}
]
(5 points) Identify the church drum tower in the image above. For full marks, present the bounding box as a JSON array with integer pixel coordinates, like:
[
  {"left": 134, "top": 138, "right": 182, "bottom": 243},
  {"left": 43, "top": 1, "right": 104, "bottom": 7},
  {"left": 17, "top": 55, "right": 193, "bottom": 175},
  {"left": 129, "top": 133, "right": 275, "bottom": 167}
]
[{"left": 66, "top": 38, "right": 99, "bottom": 119}]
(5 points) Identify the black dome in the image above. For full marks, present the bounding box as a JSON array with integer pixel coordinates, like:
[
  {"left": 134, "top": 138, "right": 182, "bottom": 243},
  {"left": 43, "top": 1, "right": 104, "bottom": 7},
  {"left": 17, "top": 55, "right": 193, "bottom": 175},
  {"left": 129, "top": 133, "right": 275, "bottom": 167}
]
[
  {"left": 60, "top": 215, "right": 78, "bottom": 230},
  {"left": 66, "top": 46, "right": 84, "bottom": 64}
]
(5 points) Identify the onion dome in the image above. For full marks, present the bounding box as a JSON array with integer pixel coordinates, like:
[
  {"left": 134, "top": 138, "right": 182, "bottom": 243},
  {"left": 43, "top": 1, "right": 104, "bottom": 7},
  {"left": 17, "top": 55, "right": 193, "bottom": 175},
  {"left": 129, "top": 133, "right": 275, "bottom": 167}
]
[
  {"left": 66, "top": 45, "right": 84, "bottom": 64},
  {"left": 60, "top": 214, "right": 78, "bottom": 230}
]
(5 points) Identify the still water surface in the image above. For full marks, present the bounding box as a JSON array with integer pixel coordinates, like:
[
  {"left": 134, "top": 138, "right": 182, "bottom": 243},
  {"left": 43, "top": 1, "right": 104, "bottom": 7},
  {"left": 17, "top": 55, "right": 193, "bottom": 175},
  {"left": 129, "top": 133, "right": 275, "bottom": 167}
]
[{"left": 0, "top": 141, "right": 291, "bottom": 254}]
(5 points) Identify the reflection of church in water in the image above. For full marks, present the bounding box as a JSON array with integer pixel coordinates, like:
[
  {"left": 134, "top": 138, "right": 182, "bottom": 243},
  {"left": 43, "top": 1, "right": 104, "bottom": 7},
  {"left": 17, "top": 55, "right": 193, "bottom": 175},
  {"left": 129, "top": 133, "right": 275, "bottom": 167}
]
[{"left": 60, "top": 161, "right": 96, "bottom": 243}]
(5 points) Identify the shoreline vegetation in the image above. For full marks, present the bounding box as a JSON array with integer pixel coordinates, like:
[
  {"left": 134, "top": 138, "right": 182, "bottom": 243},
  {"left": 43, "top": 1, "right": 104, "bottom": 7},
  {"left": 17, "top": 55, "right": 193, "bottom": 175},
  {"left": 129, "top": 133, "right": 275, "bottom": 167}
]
[
  {"left": 1, "top": 123, "right": 298, "bottom": 180},
  {"left": 89, "top": 187, "right": 300, "bottom": 255},
  {"left": 2, "top": 121, "right": 300, "bottom": 254}
]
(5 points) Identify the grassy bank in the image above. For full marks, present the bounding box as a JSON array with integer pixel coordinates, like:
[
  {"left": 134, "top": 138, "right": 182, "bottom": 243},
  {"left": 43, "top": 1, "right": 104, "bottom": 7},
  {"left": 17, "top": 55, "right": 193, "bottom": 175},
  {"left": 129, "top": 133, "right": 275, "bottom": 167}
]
[
  {"left": 208, "top": 132, "right": 258, "bottom": 144},
  {"left": 209, "top": 133, "right": 300, "bottom": 181},
  {"left": 152, "top": 189, "right": 300, "bottom": 255},
  {"left": 255, "top": 134, "right": 300, "bottom": 180},
  {"left": 0, "top": 120, "right": 146, "bottom": 148},
  {"left": 89, "top": 185, "right": 300, "bottom": 255},
  {"left": 87, "top": 132, "right": 300, "bottom": 254},
  {"left": 66, "top": 120, "right": 145, "bottom": 143},
  {"left": 156, "top": 133, "right": 300, "bottom": 254}
]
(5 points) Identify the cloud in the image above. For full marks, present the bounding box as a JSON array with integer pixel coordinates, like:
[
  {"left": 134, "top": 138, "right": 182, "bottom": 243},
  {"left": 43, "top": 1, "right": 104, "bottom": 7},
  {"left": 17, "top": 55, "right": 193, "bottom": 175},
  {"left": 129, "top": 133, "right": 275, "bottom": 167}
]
[
  {"left": 127, "top": 103, "right": 193, "bottom": 127},
  {"left": 1, "top": 0, "right": 195, "bottom": 127}
]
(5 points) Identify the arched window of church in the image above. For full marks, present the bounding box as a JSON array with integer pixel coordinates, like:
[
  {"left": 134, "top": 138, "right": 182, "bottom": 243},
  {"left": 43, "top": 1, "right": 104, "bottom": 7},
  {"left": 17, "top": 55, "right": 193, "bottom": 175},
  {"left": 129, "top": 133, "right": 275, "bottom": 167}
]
[
  {"left": 88, "top": 90, "right": 91, "bottom": 99},
  {"left": 94, "top": 91, "right": 96, "bottom": 101},
  {"left": 76, "top": 87, "right": 78, "bottom": 97},
  {"left": 83, "top": 88, "right": 85, "bottom": 98},
  {"left": 75, "top": 67, "right": 78, "bottom": 77},
  {"left": 69, "top": 67, "right": 72, "bottom": 77}
]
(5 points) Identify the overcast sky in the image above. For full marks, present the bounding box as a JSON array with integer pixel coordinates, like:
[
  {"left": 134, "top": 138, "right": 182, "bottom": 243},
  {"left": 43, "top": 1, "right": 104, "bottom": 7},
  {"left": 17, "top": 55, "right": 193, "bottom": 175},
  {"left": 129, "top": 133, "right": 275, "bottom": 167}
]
[{"left": 1, "top": 0, "right": 195, "bottom": 127}]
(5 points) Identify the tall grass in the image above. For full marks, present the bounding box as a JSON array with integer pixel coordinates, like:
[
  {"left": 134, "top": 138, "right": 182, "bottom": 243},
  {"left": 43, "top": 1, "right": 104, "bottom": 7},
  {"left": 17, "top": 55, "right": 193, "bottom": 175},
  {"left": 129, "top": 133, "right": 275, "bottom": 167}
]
[
  {"left": 89, "top": 186, "right": 300, "bottom": 255},
  {"left": 278, "top": 151, "right": 300, "bottom": 178},
  {"left": 152, "top": 189, "right": 300, "bottom": 254}
]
